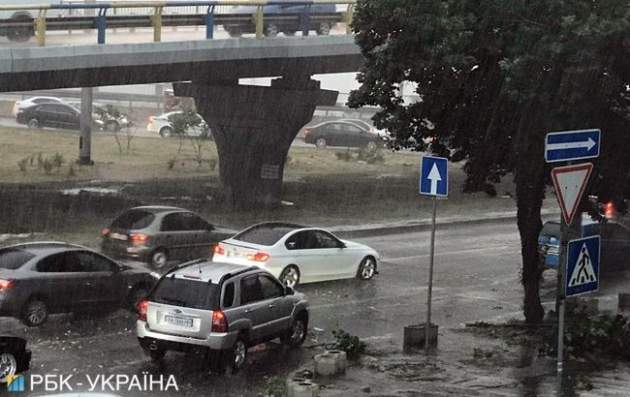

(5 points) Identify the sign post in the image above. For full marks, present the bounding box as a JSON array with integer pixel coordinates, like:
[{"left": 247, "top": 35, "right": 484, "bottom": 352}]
[
  {"left": 545, "top": 129, "right": 600, "bottom": 374},
  {"left": 419, "top": 156, "right": 448, "bottom": 353}
]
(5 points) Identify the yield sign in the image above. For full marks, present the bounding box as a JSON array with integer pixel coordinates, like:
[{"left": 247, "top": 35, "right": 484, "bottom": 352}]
[{"left": 551, "top": 163, "right": 593, "bottom": 225}]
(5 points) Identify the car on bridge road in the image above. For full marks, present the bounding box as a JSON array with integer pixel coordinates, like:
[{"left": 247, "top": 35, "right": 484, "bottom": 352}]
[
  {"left": 0, "top": 242, "right": 159, "bottom": 326},
  {"left": 223, "top": 2, "right": 338, "bottom": 37},
  {"left": 136, "top": 260, "right": 309, "bottom": 373},
  {"left": 212, "top": 222, "right": 380, "bottom": 288}
]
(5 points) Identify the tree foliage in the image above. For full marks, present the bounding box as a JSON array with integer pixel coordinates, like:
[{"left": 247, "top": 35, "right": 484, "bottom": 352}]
[{"left": 349, "top": 0, "right": 630, "bottom": 323}]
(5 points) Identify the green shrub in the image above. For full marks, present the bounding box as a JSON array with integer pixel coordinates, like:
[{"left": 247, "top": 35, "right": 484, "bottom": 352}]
[
  {"left": 331, "top": 328, "right": 366, "bottom": 360},
  {"left": 335, "top": 149, "right": 353, "bottom": 162},
  {"left": 42, "top": 158, "right": 54, "bottom": 174},
  {"left": 51, "top": 153, "right": 64, "bottom": 169},
  {"left": 17, "top": 157, "right": 28, "bottom": 173}
]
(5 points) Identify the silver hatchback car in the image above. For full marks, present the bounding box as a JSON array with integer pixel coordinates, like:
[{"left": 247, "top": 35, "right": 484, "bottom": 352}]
[{"left": 136, "top": 260, "right": 309, "bottom": 373}]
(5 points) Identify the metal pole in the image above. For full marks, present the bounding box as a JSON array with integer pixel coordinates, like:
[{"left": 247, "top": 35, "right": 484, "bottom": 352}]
[
  {"left": 425, "top": 196, "right": 437, "bottom": 353},
  {"left": 79, "top": 87, "right": 93, "bottom": 165},
  {"left": 556, "top": 217, "right": 568, "bottom": 373}
]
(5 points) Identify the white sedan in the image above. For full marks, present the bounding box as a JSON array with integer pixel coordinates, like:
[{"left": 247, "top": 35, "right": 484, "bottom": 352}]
[
  {"left": 212, "top": 222, "right": 380, "bottom": 287},
  {"left": 147, "top": 111, "right": 210, "bottom": 138}
]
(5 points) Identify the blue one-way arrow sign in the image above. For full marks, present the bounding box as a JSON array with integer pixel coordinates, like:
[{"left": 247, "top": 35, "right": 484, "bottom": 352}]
[
  {"left": 545, "top": 129, "right": 600, "bottom": 163},
  {"left": 420, "top": 156, "right": 448, "bottom": 197}
]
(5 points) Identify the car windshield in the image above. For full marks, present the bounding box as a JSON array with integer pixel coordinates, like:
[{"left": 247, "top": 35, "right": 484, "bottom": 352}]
[
  {"left": 233, "top": 223, "right": 301, "bottom": 246},
  {"left": 110, "top": 210, "right": 155, "bottom": 230},
  {"left": 151, "top": 276, "right": 218, "bottom": 310},
  {"left": 0, "top": 248, "right": 35, "bottom": 270}
]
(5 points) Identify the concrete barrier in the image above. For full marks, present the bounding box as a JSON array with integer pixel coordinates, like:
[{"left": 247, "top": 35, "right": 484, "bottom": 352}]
[
  {"left": 314, "top": 350, "right": 347, "bottom": 377},
  {"left": 286, "top": 370, "right": 319, "bottom": 397},
  {"left": 403, "top": 323, "right": 438, "bottom": 352}
]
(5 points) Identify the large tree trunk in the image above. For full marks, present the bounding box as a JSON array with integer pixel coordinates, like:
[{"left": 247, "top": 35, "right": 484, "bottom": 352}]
[
  {"left": 174, "top": 78, "right": 337, "bottom": 209},
  {"left": 514, "top": 100, "right": 547, "bottom": 324}
]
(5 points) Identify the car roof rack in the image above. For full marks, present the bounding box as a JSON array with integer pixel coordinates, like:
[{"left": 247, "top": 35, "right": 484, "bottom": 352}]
[
  {"left": 164, "top": 258, "right": 208, "bottom": 276},
  {"left": 0, "top": 241, "right": 89, "bottom": 250},
  {"left": 218, "top": 266, "right": 259, "bottom": 285}
]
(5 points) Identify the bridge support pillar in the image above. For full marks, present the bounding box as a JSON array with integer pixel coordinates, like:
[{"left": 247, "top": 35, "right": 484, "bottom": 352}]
[
  {"left": 78, "top": 87, "right": 94, "bottom": 166},
  {"left": 174, "top": 77, "right": 337, "bottom": 209}
]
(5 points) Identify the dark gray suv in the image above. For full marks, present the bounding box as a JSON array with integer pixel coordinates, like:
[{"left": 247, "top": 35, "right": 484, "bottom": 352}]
[
  {"left": 136, "top": 260, "right": 309, "bottom": 373},
  {"left": 101, "top": 206, "right": 218, "bottom": 270}
]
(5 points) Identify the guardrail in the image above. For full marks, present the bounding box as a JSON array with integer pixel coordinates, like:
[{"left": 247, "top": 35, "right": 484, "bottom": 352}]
[{"left": 0, "top": 0, "right": 355, "bottom": 47}]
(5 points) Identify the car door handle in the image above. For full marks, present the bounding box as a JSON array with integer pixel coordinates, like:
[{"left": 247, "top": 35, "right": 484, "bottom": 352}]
[
  {"left": 244, "top": 308, "right": 255, "bottom": 313},
  {"left": 268, "top": 304, "right": 276, "bottom": 309},
  {"left": 84, "top": 282, "right": 92, "bottom": 286}
]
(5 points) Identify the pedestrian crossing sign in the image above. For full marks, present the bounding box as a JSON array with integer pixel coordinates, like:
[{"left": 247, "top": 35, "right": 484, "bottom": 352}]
[{"left": 565, "top": 235, "right": 600, "bottom": 297}]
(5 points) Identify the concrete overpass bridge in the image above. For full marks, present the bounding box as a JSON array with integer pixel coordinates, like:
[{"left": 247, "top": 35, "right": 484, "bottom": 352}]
[{"left": 0, "top": 1, "right": 365, "bottom": 208}]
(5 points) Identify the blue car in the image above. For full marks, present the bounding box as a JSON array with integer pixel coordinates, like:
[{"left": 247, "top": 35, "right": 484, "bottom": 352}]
[
  {"left": 223, "top": 2, "right": 338, "bottom": 37},
  {"left": 539, "top": 214, "right": 630, "bottom": 271}
]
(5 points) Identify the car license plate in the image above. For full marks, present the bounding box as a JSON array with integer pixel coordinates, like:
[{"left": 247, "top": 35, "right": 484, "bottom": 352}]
[
  {"left": 164, "top": 315, "right": 193, "bottom": 328},
  {"left": 110, "top": 233, "right": 128, "bottom": 241}
]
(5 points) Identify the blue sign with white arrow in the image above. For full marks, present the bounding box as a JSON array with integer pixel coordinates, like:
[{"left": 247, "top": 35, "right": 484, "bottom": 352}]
[
  {"left": 545, "top": 129, "right": 600, "bottom": 163},
  {"left": 565, "top": 235, "right": 600, "bottom": 297},
  {"left": 419, "top": 156, "right": 448, "bottom": 197}
]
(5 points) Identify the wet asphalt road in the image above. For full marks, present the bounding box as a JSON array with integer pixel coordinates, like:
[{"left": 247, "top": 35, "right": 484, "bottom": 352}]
[{"left": 0, "top": 220, "right": 537, "bottom": 396}]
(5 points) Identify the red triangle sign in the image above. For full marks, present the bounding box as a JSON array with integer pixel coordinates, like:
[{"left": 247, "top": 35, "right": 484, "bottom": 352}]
[{"left": 551, "top": 163, "right": 593, "bottom": 225}]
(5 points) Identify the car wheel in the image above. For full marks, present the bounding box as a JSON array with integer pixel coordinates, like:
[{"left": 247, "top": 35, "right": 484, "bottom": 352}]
[
  {"left": 223, "top": 335, "right": 248, "bottom": 375},
  {"left": 159, "top": 126, "right": 174, "bottom": 138},
  {"left": 357, "top": 256, "right": 377, "bottom": 281},
  {"left": 128, "top": 286, "right": 149, "bottom": 310},
  {"left": 264, "top": 23, "right": 279, "bottom": 37},
  {"left": 281, "top": 314, "right": 308, "bottom": 347},
  {"left": 22, "top": 299, "right": 48, "bottom": 327},
  {"left": 7, "top": 14, "right": 33, "bottom": 42},
  {"left": 317, "top": 22, "right": 331, "bottom": 35},
  {"left": 225, "top": 27, "right": 242, "bottom": 37},
  {"left": 27, "top": 118, "right": 40, "bottom": 129},
  {"left": 366, "top": 141, "right": 378, "bottom": 151},
  {"left": 105, "top": 121, "right": 120, "bottom": 132},
  {"left": 279, "top": 265, "right": 301, "bottom": 288},
  {"left": 150, "top": 248, "right": 168, "bottom": 270},
  {"left": 315, "top": 137, "right": 327, "bottom": 149},
  {"left": 0, "top": 352, "right": 17, "bottom": 383}
]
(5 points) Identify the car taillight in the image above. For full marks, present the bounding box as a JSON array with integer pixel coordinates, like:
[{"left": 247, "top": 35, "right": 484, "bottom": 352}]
[
  {"left": 101, "top": 228, "right": 110, "bottom": 237},
  {"left": 213, "top": 244, "right": 225, "bottom": 255},
  {"left": 303, "top": 128, "right": 311, "bottom": 137},
  {"left": 211, "top": 310, "right": 228, "bottom": 333},
  {"left": 247, "top": 252, "right": 270, "bottom": 262},
  {"left": 0, "top": 279, "right": 14, "bottom": 290},
  {"left": 605, "top": 202, "right": 615, "bottom": 218},
  {"left": 130, "top": 233, "right": 148, "bottom": 245},
  {"left": 137, "top": 299, "right": 149, "bottom": 321}
]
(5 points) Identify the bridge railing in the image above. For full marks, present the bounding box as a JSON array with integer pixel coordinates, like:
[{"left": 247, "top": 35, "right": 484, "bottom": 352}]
[{"left": 0, "top": 0, "right": 355, "bottom": 47}]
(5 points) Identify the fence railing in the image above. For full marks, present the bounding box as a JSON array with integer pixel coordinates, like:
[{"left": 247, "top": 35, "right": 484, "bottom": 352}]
[{"left": 0, "top": 0, "right": 355, "bottom": 46}]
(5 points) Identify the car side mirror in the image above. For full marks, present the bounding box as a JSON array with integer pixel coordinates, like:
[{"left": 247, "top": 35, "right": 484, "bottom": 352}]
[
  {"left": 339, "top": 242, "right": 347, "bottom": 249},
  {"left": 285, "top": 286, "right": 295, "bottom": 295}
]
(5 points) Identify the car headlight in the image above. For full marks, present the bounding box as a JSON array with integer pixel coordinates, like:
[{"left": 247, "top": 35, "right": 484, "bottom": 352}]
[{"left": 150, "top": 271, "right": 161, "bottom": 279}]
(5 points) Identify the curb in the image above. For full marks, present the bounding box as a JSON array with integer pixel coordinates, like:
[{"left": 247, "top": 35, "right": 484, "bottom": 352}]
[
  {"left": 329, "top": 209, "right": 561, "bottom": 238},
  {"left": 214, "top": 210, "right": 561, "bottom": 240}
]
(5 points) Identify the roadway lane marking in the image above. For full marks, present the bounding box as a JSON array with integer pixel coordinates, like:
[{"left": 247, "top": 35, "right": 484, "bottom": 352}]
[{"left": 384, "top": 245, "right": 513, "bottom": 262}]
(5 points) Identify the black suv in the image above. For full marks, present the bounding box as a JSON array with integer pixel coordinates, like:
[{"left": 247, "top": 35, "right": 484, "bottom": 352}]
[{"left": 0, "top": 242, "right": 159, "bottom": 326}]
